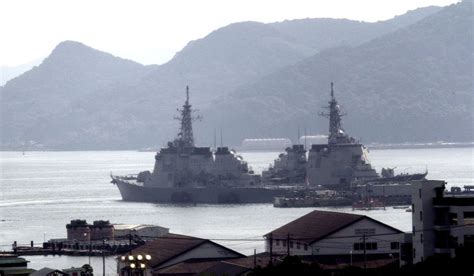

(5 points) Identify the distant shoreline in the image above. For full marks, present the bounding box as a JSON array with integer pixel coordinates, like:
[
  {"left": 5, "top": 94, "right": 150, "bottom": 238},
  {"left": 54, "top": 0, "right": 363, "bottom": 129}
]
[{"left": 1, "top": 142, "right": 473, "bottom": 152}]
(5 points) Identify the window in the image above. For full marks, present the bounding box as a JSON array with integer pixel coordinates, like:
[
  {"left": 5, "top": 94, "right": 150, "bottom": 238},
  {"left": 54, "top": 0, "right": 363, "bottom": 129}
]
[
  {"left": 449, "top": 213, "right": 458, "bottom": 225},
  {"left": 390, "top": 242, "right": 399, "bottom": 250},
  {"left": 413, "top": 248, "right": 416, "bottom": 259},
  {"left": 421, "top": 233, "right": 423, "bottom": 243},
  {"left": 353, "top": 242, "right": 377, "bottom": 250},
  {"left": 419, "top": 189, "right": 422, "bottom": 198},
  {"left": 276, "top": 240, "right": 280, "bottom": 246},
  {"left": 296, "top": 242, "right": 301, "bottom": 249},
  {"left": 366, "top": 242, "right": 377, "bottom": 250},
  {"left": 420, "top": 211, "right": 423, "bottom": 221},
  {"left": 282, "top": 241, "right": 287, "bottom": 247},
  {"left": 304, "top": 244, "right": 308, "bottom": 251},
  {"left": 412, "top": 204, "right": 415, "bottom": 213},
  {"left": 413, "top": 226, "right": 415, "bottom": 234},
  {"left": 290, "top": 241, "right": 293, "bottom": 248},
  {"left": 464, "top": 212, "right": 474, "bottom": 225}
]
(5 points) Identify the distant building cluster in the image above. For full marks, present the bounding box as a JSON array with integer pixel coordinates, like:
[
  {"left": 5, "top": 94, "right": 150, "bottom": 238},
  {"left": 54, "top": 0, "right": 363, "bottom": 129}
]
[
  {"left": 298, "top": 135, "right": 328, "bottom": 146},
  {"left": 240, "top": 138, "right": 292, "bottom": 151}
]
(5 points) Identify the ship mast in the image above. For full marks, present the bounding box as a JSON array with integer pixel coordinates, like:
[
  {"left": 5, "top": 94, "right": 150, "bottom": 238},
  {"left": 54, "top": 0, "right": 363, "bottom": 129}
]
[
  {"left": 175, "top": 86, "right": 200, "bottom": 148},
  {"left": 320, "top": 82, "right": 350, "bottom": 144}
]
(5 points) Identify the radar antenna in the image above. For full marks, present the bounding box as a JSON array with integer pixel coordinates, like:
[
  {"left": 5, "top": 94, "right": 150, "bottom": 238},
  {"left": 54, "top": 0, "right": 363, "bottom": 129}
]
[
  {"left": 319, "top": 82, "right": 351, "bottom": 144},
  {"left": 174, "top": 86, "right": 201, "bottom": 148}
]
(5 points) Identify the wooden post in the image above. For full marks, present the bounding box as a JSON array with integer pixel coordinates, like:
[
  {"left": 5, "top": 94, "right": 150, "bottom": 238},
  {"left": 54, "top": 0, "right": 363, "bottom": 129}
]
[
  {"left": 269, "top": 233, "right": 273, "bottom": 266},
  {"left": 102, "top": 239, "right": 106, "bottom": 276},
  {"left": 254, "top": 249, "right": 257, "bottom": 269}
]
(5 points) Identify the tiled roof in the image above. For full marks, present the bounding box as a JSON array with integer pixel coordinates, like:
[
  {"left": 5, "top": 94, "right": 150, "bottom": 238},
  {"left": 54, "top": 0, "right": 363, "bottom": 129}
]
[
  {"left": 30, "top": 267, "right": 68, "bottom": 276},
  {"left": 129, "top": 234, "right": 206, "bottom": 268},
  {"left": 201, "top": 261, "right": 250, "bottom": 275},
  {"left": 154, "top": 259, "right": 221, "bottom": 275},
  {"left": 154, "top": 258, "right": 252, "bottom": 276},
  {"left": 127, "top": 234, "right": 244, "bottom": 269},
  {"left": 264, "top": 210, "right": 365, "bottom": 243}
]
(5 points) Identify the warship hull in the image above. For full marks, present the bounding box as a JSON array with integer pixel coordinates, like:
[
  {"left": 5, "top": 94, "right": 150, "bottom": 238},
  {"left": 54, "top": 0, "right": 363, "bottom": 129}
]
[{"left": 114, "top": 178, "right": 292, "bottom": 204}]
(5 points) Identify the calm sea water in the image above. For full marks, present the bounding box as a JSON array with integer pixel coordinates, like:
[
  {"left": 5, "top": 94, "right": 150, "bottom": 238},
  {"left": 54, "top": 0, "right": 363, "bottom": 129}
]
[{"left": 0, "top": 147, "right": 472, "bottom": 274}]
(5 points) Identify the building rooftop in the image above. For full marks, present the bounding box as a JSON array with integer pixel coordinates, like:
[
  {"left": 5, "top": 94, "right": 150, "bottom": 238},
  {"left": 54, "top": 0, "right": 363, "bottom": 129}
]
[
  {"left": 113, "top": 224, "right": 168, "bottom": 231},
  {"left": 155, "top": 257, "right": 261, "bottom": 275},
  {"left": 265, "top": 210, "right": 402, "bottom": 243},
  {"left": 124, "top": 234, "right": 243, "bottom": 268},
  {"left": 30, "top": 267, "right": 68, "bottom": 276}
]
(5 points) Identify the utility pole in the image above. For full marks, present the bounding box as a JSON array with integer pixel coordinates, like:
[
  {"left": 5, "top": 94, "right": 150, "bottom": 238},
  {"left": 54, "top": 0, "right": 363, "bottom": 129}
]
[
  {"left": 102, "top": 239, "right": 106, "bottom": 276},
  {"left": 287, "top": 233, "right": 290, "bottom": 256},
  {"left": 269, "top": 233, "right": 273, "bottom": 266},
  {"left": 220, "top": 128, "right": 223, "bottom": 147},
  {"left": 213, "top": 128, "right": 216, "bottom": 150},
  {"left": 304, "top": 126, "right": 307, "bottom": 150},
  {"left": 297, "top": 126, "right": 300, "bottom": 145},
  {"left": 254, "top": 249, "right": 256, "bottom": 269},
  {"left": 363, "top": 234, "right": 367, "bottom": 269}
]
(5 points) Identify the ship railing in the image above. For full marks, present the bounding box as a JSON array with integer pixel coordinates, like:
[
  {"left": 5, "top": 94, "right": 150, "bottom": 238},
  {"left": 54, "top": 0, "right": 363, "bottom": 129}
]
[{"left": 111, "top": 173, "right": 139, "bottom": 180}]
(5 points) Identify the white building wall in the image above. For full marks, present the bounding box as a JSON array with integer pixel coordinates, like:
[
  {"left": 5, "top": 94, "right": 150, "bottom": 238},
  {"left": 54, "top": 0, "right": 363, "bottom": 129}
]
[{"left": 313, "top": 219, "right": 402, "bottom": 256}]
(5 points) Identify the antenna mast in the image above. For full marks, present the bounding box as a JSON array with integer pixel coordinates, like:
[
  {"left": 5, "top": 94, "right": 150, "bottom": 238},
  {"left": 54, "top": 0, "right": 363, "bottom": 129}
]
[
  {"left": 319, "top": 82, "right": 350, "bottom": 144},
  {"left": 174, "top": 86, "right": 200, "bottom": 147}
]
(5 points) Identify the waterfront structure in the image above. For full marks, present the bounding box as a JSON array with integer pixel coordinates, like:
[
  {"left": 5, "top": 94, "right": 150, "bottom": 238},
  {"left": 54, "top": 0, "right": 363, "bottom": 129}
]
[
  {"left": 117, "top": 234, "right": 244, "bottom": 275},
  {"left": 113, "top": 224, "right": 169, "bottom": 240},
  {"left": 298, "top": 135, "right": 328, "bottom": 146},
  {"left": 66, "top": 220, "right": 91, "bottom": 242},
  {"left": 66, "top": 220, "right": 114, "bottom": 241},
  {"left": 264, "top": 210, "right": 403, "bottom": 259},
  {"left": 240, "top": 138, "right": 292, "bottom": 151},
  {"left": 48, "top": 220, "right": 169, "bottom": 254},
  {"left": 112, "top": 86, "right": 291, "bottom": 204},
  {"left": 411, "top": 180, "right": 474, "bottom": 263}
]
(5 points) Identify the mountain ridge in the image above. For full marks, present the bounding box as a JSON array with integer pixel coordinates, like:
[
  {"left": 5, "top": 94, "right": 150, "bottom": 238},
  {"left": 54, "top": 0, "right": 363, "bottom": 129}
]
[
  {"left": 0, "top": 5, "right": 461, "bottom": 150},
  {"left": 200, "top": 1, "right": 472, "bottom": 144}
]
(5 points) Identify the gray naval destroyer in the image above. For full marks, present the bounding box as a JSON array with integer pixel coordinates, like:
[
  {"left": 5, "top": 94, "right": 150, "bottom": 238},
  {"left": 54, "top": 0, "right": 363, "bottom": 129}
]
[
  {"left": 264, "top": 83, "right": 426, "bottom": 205},
  {"left": 112, "top": 87, "right": 292, "bottom": 204}
]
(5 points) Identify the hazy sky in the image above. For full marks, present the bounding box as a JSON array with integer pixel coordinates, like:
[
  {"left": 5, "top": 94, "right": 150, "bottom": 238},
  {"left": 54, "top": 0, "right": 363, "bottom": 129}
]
[{"left": 1, "top": 0, "right": 459, "bottom": 67}]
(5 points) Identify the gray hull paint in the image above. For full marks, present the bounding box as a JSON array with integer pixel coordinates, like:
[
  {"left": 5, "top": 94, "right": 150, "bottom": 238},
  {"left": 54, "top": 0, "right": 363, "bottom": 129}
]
[{"left": 114, "top": 179, "right": 291, "bottom": 204}]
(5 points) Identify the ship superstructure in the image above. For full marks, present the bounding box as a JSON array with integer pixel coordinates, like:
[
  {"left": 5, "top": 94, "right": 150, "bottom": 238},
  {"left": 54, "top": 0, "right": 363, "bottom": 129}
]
[{"left": 306, "top": 83, "right": 379, "bottom": 187}]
